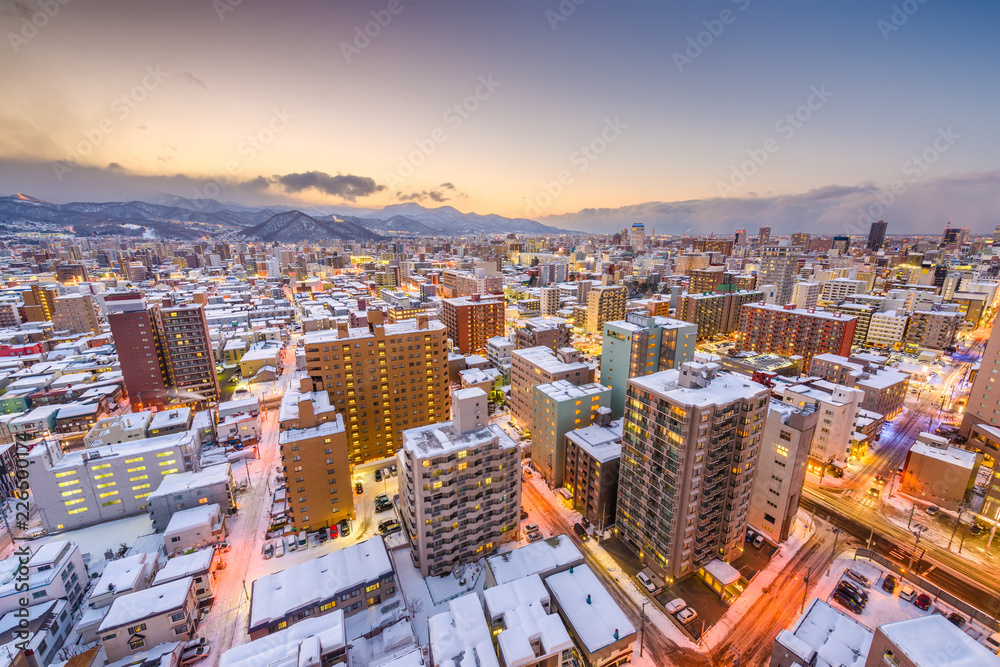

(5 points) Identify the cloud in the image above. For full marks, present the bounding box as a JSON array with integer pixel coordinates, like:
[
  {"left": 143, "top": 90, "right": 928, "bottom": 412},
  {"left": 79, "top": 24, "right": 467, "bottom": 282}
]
[
  {"left": 240, "top": 176, "right": 270, "bottom": 191},
  {"left": 273, "top": 171, "right": 385, "bottom": 201},
  {"left": 538, "top": 170, "right": 1000, "bottom": 235},
  {"left": 440, "top": 182, "right": 455, "bottom": 190},
  {"left": 396, "top": 184, "right": 462, "bottom": 203},
  {"left": 107, "top": 162, "right": 124, "bottom": 171},
  {"left": 179, "top": 72, "right": 207, "bottom": 90}
]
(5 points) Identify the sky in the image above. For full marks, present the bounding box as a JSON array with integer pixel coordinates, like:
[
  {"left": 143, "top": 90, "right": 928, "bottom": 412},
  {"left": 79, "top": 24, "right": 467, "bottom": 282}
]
[{"left": 0, "top": 0, "right": 997, "bottom": 234}]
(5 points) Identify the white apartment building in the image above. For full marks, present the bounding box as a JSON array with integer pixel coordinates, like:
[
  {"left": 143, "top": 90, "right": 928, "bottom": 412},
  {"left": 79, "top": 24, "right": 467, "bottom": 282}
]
[
  {"left": 819, "top": 278, "right": 862, "bottom": 305},
  {"left": 0, "top": 541, "right": 87, "bottom": 614},
  {"left": 789, "top": 282, "right": 821, "bottom": 309},
  {"left": 774, "top": 380, "right": 863, "bottom": 465},
  {"left": 399, "top": 388, "right": 521, "bottom": 577},
  {"left": 486, "top": 336, "right": 514, "bottom": 375}
]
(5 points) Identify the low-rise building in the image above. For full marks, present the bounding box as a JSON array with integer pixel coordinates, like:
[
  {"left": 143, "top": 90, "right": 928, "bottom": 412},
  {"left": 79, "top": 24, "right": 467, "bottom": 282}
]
[
  {"left": 429, "top": 593, "right": 498, "bottom": 667},
  {"left": 147, "top": 464, "right": 237, "bottom": 532},
  {"left": 97, "top": 577, "right": 198, "bottom": 662},
  {"left": 868, "top": 612, "right": 1000, "bottom": 667},
  {"left": 164, "top": 503, "right": 226, "bottom": 555},
  {"left": 220, "top": 611, "right": 347, "bottom": 667},
  {"left": 152, "top": 550, "right": 216, "bottom": 604},
  {"left": 485, "top": 536, "right": 584, "bottom": 588},
  {"left": 769, "top": 598, "right": 873, "bottom": 667},
  {"left": 900, "top": 433, "right": 981, "bottom": 510},
  {"left": 482, "top": 575, "right": 574, "bottom": 667},
  {"left": 88, "top": 553, "right": 156, "bottom": 608},
  {"left": 0, "top": 600, "right": 72, "bottom": 667},
  {"left": 0, "top": 541, "right": 87, "bottom": 614}
]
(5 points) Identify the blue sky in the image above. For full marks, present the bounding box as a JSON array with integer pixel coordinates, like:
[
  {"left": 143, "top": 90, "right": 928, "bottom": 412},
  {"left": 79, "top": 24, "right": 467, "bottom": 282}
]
[{"left": 0, "top": 0, "right": 996, "bottom": 233}]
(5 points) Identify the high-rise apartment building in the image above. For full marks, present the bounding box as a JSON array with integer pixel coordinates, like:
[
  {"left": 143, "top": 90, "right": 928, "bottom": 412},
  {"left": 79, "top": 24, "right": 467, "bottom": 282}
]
[
  {"left": 23, "top": 283, "right": 59, "bottom": 322},
  {"left": 106, "top": 292, "right": 171, "bottom": 410},
  {"left": 818, "top": 278, "right": 862, "bottom": 305},
  {"left": 902, "top": 310, "right": 961, "bottom": 350},
  {"left": 616, "top": 362, "right": 770, "bottom": 583},
  {"left": 962, "top": 327, "right": 1000, "bottom": 437},
  {"left": 790, "top": 282, "right": 821, "bottom": 309},
  {"left": 510, "top": 346, "right": 593, "bottom": 432},
  {"left": 52, "top": 293, "right": 101, "bottom": 335},
  {"left": 585, "top": 285, "right": 627, "bottom": 333},
  {"left": 601, "top": 314, "right": 697, "bottom": 419},
  {"left": 399, "top": 387, "right": 520, "bottom": 577},
  {"left": 539, "top": 286, "right": 561, "bottom": 316},
  {"left": 512, "top": 317, "right": 571, "bottom": 351},
  {"left": 277, "top": 379, "right": 353, "bottom": 532},
  {"left": 689, "top": 266, "right": 726, "bottom": 293},
  {"left": 303, "top": 313, "right": 450, "bottom": 464},
  {"left": 756, "top": 245, "right": 801, "bottom": 305},
  {"left": 758, "top": 227, "right": 771, "bottom": 244},
  {"left": 865, "top": 310, "right": 909, "bottom": 350},
  {"left": 775, "top": 378, "right": 863, "bottom": 466},
  {"left": 790, "top": 233, "right": 810, "bottom": 248},
  {"left": 867, "top": 220, "right": 888, "bottom": 252},
  {"left": 677, "top": 290, "right": 764, "bottom": 340},
  {"left": 834, "top": 302, "right": 875, "bottom": 347},
  {"left": 747, "top": 400, "right": 817, "bottom": 543},
  {"left": 441, "top": 294, "right": 505, "bottom": 354},
  {"left": 531, "top": 380, "right": 611, "bottom": 487},
  {"left": 156, "top": 303, "right": 220, "bottom": 405},
  {"left": 737, "top": 303, "right": 857, "bottom": 372}
]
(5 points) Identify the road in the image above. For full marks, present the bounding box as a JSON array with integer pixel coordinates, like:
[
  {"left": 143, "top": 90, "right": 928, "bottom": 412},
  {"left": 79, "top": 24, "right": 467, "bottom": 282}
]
[{"left": 520, "top": 474, "right": 710, "bottom": 667}]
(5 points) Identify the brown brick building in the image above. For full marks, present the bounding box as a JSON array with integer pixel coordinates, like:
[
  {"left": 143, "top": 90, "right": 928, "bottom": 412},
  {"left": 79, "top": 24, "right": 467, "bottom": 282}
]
[{"left": 440, "top": 294, "right": 505, "bottom": 354}]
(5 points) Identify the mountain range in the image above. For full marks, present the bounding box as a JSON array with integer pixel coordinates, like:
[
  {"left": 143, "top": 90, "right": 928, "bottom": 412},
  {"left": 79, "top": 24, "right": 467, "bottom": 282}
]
[{"left": 0, "top": 193, "right": 566, "bottom": 241}]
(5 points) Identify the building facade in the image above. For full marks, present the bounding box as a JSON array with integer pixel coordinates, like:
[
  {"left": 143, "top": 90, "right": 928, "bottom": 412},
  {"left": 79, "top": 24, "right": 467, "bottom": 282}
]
[{"left": 441, "top": 295, "right": 505, "bottom": 355}]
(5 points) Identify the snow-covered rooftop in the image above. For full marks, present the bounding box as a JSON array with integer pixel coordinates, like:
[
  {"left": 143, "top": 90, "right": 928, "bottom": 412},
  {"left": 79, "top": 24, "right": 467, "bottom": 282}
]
[
  {"left": 544, "top": 564, "right": 635, "bottom": 653},
  {"left": 221, "top": 609, "right": 346, "bottom": 667},
  {"left": 487, "top": 536, "right": 584, "bottom": 586},
  {"left": 428, "top": 593, "right": 498, "bottom": 667},
  {"left": 153, "top": 549, "right": 214, "bottom": 586},
  {"left": 148, "top": 464, "right": 232, "bottom": 501},
  {"left": 565, "top": 421, "right": 623, "bottom": 463},
  {"left": 878, "top": 613, "right": 1000, "bottom": 666},
  {"left": 909, "top": 441, "right": 979, "bottom": 469},
  {"left": 780, "top": 598, "right": 872, "bottom": 667},
  {"left": 99, "top": 576, "right": 193, "bottom": 631},
  {"left": 164, "top": 503, "right": 220, "bottom": 535}
]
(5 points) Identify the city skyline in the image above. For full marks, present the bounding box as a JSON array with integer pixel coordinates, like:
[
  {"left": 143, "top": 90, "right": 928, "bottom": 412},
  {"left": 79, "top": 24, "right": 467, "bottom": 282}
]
[{"left": 1, "top": 0, "right": 997, "bottom": 234}]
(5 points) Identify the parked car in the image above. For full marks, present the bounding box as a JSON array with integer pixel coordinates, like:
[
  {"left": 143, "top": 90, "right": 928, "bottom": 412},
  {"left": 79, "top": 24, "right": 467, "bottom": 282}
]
[
  {"left": 286, "top": 535, "right": 297, "bottom": 553},
  {"left": 899, "top": 585, "right": 916, "bottom": 602},
  {"left": 390, "top": 464, "right": 398, "bottom": 476},
  {"left": 215, "top": 540, "right": 231, "bottom": 553},
  {"left": 882, "top": 574, "right": 897, "bottom": 594},
  {"left": 275, "top": 541, "right": 284, "bottom": 557},
  {"left": 526, "top": 531, "right": 543, "bottom": 543},
  {"left": 947, "top": 612, "right": 966, "bottom": 628},
  {"left": 339, "top": 519, "right": 351, "bottom": 537},
  {"left": 836, "top": 583, "right": 866, "bottom": 609},
  {"left": 183, "top": 639, "right": 208, "bottom": 652},
  {"left": 524, "top": 523, "right": 539, "bottom": 533},
  {"left": 355, "top": 481, "right": 364, "bottom": 494},
  {"left": 745, "top": 528, "right": 757, "bottom": 543},
  {"left": 665, "top": 598, "right": 687, "bottom": 614},
  {"left": 379, "top": 520, "right": 401, "bottom": 536},
  {"left": 180, "top": 645, "right": 211, "bottom": 666},
  {"left": 329, "top": 524, "right": 339, "bottom": 539},
  {"left": 845, "top": 569, "right": 870, "bottom": 588},
  {"left": 833, "top": 590, "right": 863, "bottom": 614},
  {"left": 970, "top": 524, "right": 985, "bottom": 536},
  {"left": 297, "top": 533, "right": 308, "bottom": 550},
  {"left": 838, "top": 580, "right": 869, "bottom": 603},
  {"left": 375, "top": 469, "right": 382, "bottom": 482},
  {"left": 263, "top": 542, "right": 274, "bottom": 559},
  {"left": 925, "top": 505, "right": 939, "bottom": 516},
  {"left": 983, "top": 632, "right": 1000, "bottom": 654},
  {"left": 752, "top": 534, "right": 765, "bottom": 549},
  {"left": 677, "top": 608, "right": 698, "bottom": 625},
  {"left": 636, "top": 572, "right": 656, "bottom": 593},
  {"left": 914, "top": 593, "right": 932, "bottom": 611},
  {"left": 573, "top": 523, "right": 590, "bottom": 541}
]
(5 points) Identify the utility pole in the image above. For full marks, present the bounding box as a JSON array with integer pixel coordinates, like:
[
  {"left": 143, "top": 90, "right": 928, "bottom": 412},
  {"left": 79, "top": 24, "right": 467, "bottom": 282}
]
[
  {"left": 827, "top": 528, "right": 841, "bottom": 576},
  {"left": 639, "top": 600, "right": 647, "bottom": 657},
  {"left": 908, "top": 524, "right": 926, "bottom": 571},
  {"left": 948, "top": 504, "right": 966, "bottom": 550},
  {"left": 907, "top": 502, "right": 916, "bottom": 530},
  {"left": 801, "top": 567, "right": 811, "bottom": 614}
]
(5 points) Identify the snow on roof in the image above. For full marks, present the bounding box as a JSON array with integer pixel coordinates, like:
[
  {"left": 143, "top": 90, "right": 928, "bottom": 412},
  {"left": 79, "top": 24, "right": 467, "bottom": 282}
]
[
  {"left": 148, "top": 464, "right": 232, "bottom": 501},
  {"left": 220, "top": 609, "right": 346, "bottom": 667},
  {"left": 149, "top": 407, "right": 191, "bottom": 430},
  {"left": 878, "top": 614, "right": 1000, "bottom": 667},
  {"left": 534, "top": 380, "right": 608, "bottom": 403},
  {"left": 786, "top": 599, "right": 872, "bottom": 667},
  {"left": 104, "top": 641, "right": 181, "bottom": 667},
  {"left": 512, "top": 346, "right": 589, "bottom": 374},
  {"left": 487, "top": 535, "right": 584, "bottom": 586},
  {"left": 428, "top": 593, "right": 498, "bottom": 667},
  {"left": 248, "top": 536, "right": 392, "bottom": 632},
  {"left": 49, "top": 431, "right": 190, "bottom": 471},
  {"left": 153, "top": 550, "right": 213, "bottom": 586},
  {"left": 483, "top": 574, "right": 549, "bottom": 618},
  {"left": 544, "top": 564, "right": 635, "bottom": 653},
  {"left": 99, "top": 577, "right": 193, "bottom": 631},
  {"left": 629, "top": 368, "right": 767, "bottom": 407},
  {"left": 240, "top": 348, "right": 279, "bottom": 362},
  {"left": 91, "top": 553, "right": 150, "bottom": 597},
  {"left": 164, "top": 503, "right": 220, "bottom": 535},
  {"left": 374, "top": 648, "right": 424, "bottom": 667},
  {"left": 565, "top": 422, "right": 622, "bottom": 463},
  {"left": 402, "top": 420, "right": 514, "bottom": 459},
  {"left": 909, "top": 441, "right": 979, "bottom": 469},
  {"left": 702, "top": 558, "right": 740, "bottom": 586}
]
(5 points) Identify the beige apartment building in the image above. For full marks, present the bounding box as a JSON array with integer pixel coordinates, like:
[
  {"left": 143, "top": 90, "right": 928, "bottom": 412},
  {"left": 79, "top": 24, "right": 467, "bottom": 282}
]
[
  {"left": 902, "top": 309, "right": 962, "bottom": 350},
  {"left": 584, "top": 285, "right": 627, "bottom": 333},
  {"left": 676, "top": 290, "right": 764, "bottom": 340},
  {"left": 399, "top": 388, "right": 521, "bottom": 577},
  {"left": 510, "top": 346, "right": 594, "bottom": 433},
  {"left": 278, "top": 377, "right": 353, "bottom": 531},
  {"left": 961, "top": 324, "right": 1000, "bottom": 437},
  {"left": 617, "top": 362, "right": 770, "bottom": 585},
  {"left": 52, "top": 293, "right": 101, "bottom": 335},
  {"left": 98, "top": 576, "right": 198, "bottom": 661},
  {"left": 303, "top": 312, "right": 450, "bottom": 464}
]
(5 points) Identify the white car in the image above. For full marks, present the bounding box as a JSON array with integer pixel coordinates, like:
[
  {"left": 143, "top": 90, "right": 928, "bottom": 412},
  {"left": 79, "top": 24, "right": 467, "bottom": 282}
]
[
  {"left": 636, "top": 572, "right": 657, "bottom": 593},
  {"left": 275, "top": 541, "right": 284, "bottom": 557},
  {"left": 665, "top": 598, "right": 687, "bottom": 614},
  {"left": 899, "top": 585, "right": 917, "bottom": 602},
  {"left": 677, "top": 607, "right": 698, "bottom": 625}
]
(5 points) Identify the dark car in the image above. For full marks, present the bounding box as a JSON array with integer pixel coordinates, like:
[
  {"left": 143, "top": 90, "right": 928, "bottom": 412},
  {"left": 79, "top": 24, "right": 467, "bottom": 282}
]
[
  {"left": 355, "top": 481, "right": 364, "bottom": 494},
  {"left": 374, "top": 469, "right": 382, "bottom": 482},
  {"left": 833, "top": 590, "right": 863, "bottom": 614},
  {"left": 339, "top": 519, "right": 351, "bottom": 537},
  {"left": 838, "top": 580, "right": 869, "bottom": 603},
  {"left": 882, "top": 574, "right": 897, "bottom": 594},
  {"left": 914, "top": 593, "right": 932, "bottom": 611},
  {"left": 573, "top": 522, "right": 589, "bottom": 540},
  {"left": 745, "top": 528, "right": 757, "bottom": 543},
  {"left": 947, "top": 612, "right": 966, "bottom": 628},
  {"left": 970, "top": 524, "right": 984, "bottom": 536},
  {"left": 390, "top": 464, "right": 398, "bottom": 476},
  {"left": 836, "top": 583, "right": 866, "bottom": 609}
]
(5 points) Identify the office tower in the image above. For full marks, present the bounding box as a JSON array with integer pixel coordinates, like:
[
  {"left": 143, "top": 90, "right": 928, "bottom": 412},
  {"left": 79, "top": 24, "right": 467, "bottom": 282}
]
[
  {"left": 52, "top": 293, "right": 100, "bottom": 335},
  {"left": 756, "top": 245, "right": 801, "bottom": 305},
  {"left": 962, "top": 321, "right": 1000, "bottom": 436},
  {"left": 107, "top": 292, "right": 170, "bottom": 410},
  {"left": 758, "top": 227, "right": 771, "bottom": 244},
  {"left": 735, "top": 229, "right": 748, "bottom": 246},
  {"left": 510, "top": 346, "right": 593, "bottom": 432},
  {"left": 585, "top": 285, "right": 627, "bottom": 333},
  {"left": 399, "top": 388, "right": 520, "bottom": 577},
  {"left": 531, "top": 380, "right": 611, "bottom": 486},
  {"left": 156, "top": 303, "right": 220, "bottom": 405},
  {"left": 831, "top": 236, "right": 850, "bottom": 253},
  {"left": 867, "top": 220, "right": 888, "bottom": 252},
  {"left": 601, "top": 314, "right": 697, "bottom": 419},
  {"left": 790, "top": 282, "right": 821, "bottom": 309},
  {"left": 303, "top": 313, "right": 450, "bottom": 464},
  {"left": 993, "top": 225, "right": 1000, "bottom": 245},
  {"left": 441, "top": 294, "right": 504, "bottom": 354},
  {"left": 676, "top": 290, "right": 765, "bottom": 341},
  {"left": 941, "top": 227, "right": 962, "bottom": 248},
  {"left": 616, "top": 362, "right": 770, "bottom": 583},
  {"left": 747, "top": 400, "right": 817, "bottom": 543},
  {"left": 278, "top": 380, "right": 353, "bottom": 532},
  {"left": 790, "top": 232, "right": 810, "bottom": 248},
  {"left": 512, "top": 317, "right": 571, "bottom": 351},
  {"left": 737, "top": 303, "right": 857, "bottom": 372},
  {"left": 630, "top": 223, "right": 646, "bottom": 249},
  {"left": 539, "top": 286, "right": 561, "bottom": 316}
]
